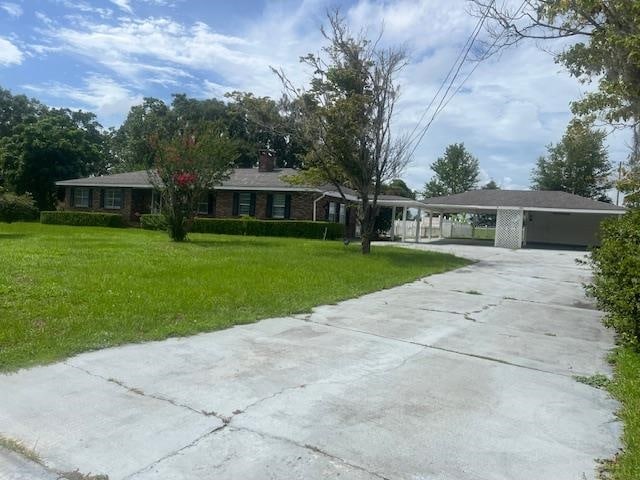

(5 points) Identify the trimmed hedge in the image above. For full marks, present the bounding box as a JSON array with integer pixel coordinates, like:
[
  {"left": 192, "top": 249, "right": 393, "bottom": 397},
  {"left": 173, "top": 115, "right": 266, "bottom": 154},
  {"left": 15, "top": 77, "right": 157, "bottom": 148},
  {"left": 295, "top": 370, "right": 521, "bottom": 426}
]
[
  {"left": 40, "top": 211, "right": 125, "bottom": 228},
  {"left": 140, "top": 214, "right": 344, "bottom": 240}
]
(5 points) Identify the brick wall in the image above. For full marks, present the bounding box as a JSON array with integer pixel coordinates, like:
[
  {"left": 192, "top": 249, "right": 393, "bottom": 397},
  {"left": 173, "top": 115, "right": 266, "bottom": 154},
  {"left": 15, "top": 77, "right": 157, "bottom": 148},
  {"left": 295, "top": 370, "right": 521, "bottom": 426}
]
[
  {"left": 62, "top": 186, "right": 357, "bottom": 237},
  {"left": 64, "top": 186, "right": 135, "bottom": 222}
]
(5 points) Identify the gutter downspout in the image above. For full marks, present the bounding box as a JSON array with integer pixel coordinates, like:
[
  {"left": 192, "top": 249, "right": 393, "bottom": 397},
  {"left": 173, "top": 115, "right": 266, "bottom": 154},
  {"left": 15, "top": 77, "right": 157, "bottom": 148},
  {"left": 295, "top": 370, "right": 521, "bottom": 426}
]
[{"left": 313, "top": 193, "right": 327, "bottom": 222}]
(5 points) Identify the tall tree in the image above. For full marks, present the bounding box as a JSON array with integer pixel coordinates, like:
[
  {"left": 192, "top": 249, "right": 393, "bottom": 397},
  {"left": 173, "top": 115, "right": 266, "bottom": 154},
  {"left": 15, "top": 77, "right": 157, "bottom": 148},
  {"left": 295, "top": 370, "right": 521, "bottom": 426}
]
[
  {"left": 110, "top": 97, "right": 173, "bottom": 172},
  {"left": 273, "top": 12, "right": 410, "bottom": 254},
  {"left": 531, "top": 119, "right": 611, "bottom": 200},
  {"left": 482, "top": 179, "right": 500, "bottom": 190},
  {"left": 0, "top": 87, "right": 44, "bottom": 138},
  {"left": 225, "top": 91, "right": 306, "bottom": 168},
  {"left": 0, "top": 108, "right": 108, "bottom": 210},
  {"left": 383, "top": 179, "right": 416, "bottom": 198},
  {"left": 423, "top": 143, "right": 479, "bottom": 198}
]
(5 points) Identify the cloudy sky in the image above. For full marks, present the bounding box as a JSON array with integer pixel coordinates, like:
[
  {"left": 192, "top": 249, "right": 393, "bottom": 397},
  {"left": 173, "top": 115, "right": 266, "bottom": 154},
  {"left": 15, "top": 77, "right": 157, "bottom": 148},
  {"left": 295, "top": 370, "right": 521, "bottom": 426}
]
[{"left": 0, "top": 0, "right": 632, "bottom": 192}]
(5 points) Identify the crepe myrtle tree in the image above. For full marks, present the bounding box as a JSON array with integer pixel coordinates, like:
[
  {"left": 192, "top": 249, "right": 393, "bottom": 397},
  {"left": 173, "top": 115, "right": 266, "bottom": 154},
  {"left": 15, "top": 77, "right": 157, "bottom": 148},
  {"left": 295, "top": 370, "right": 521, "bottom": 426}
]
[{"left": 150, "top": 124, "right": 237, "bottom": 241}]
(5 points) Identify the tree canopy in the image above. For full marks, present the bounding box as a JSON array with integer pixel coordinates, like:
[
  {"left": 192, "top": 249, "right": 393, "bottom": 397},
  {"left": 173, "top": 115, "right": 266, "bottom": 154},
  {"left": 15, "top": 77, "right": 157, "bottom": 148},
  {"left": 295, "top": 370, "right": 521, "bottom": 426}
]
[
  {"left": 473, "top": 0, "right": 640, "bottom": 127},
  {"left": 383, "top": 179, "right": 416, "bottom": 199},
  {"left": 111, "top": 92, "right": 305, "bottom": 173},
  {"left": 531, "top": 119, "right": 611, "bottom": 201},
  {"left": 482, "top": 180, "right": 500, "bottom": 190},
  {"left": 0, "top": 104, "right": 108, "bottom": 210},
  {"left": 423, "top": 143, "right": 480, "bottom": 198}
]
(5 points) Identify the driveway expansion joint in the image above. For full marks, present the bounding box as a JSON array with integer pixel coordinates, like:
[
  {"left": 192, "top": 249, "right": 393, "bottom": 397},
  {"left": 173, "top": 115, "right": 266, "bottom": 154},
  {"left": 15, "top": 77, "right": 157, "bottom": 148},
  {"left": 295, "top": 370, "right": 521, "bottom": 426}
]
[
  {"left": 229, "top": 426, "right": 393, "bottom": 480},
  {"left": 302, "top": 317, "right": 570, "bottom": 378}
]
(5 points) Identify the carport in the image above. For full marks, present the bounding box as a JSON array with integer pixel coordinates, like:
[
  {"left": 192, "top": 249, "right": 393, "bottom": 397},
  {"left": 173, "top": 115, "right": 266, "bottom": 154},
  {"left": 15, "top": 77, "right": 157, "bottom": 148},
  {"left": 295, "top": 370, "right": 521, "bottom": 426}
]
[
  {"left": 376, "top": 196, "right": 431, "bottom": 242},
  {"left": 422, "top": 190, "right": 626, "bottom": 248}
]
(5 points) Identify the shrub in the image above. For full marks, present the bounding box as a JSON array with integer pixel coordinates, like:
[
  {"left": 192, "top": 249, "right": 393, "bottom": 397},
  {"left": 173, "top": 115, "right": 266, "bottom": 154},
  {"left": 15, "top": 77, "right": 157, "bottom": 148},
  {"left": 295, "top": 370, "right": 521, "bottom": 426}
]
[
  {"left": 40, "top": 211, "right": 125, "bottom": 228},
  {"left": 140, "top": 214, "right": 167, "bottom": 231},
  {"left": 191, "top": 217, "right": 344, "bottom": 240},
  {"left": 0, "top": 191, "right": 39, "bottom": 223},
  {"left": 587, "top": 210, "right": 640, "bottom": 344}
]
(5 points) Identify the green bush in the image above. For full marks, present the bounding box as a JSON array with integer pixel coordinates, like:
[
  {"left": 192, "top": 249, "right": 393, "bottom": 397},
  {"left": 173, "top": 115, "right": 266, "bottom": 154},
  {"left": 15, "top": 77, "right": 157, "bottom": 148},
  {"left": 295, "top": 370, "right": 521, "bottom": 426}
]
[
  {"left": 0, "top": 191, "right": 39, "bottom": 223},
  {"left": 140, "top": 214, "right": 167, "bottom": 231},
  {"left": 587, "top": 211, "right": 640, "bottom": 344},
  {"left": 40, "top": 211, "right": 125, "bottom": 228},
  {"left": 192, "top": 217, "right": 344, "bottom": 239}
]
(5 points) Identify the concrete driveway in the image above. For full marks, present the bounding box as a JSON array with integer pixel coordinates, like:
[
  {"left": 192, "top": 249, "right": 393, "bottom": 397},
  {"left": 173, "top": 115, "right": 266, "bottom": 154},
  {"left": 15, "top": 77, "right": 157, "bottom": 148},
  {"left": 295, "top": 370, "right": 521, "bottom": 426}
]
[{"left": 1, "top": 244, "right": 620, "bottom": 480}]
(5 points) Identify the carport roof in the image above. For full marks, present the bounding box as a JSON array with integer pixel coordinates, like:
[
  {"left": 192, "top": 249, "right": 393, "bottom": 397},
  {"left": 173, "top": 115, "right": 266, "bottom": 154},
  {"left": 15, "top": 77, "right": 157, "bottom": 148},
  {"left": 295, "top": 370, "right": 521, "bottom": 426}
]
[{"left": 423, "top": 190, "right": 626, "bottom": 214}]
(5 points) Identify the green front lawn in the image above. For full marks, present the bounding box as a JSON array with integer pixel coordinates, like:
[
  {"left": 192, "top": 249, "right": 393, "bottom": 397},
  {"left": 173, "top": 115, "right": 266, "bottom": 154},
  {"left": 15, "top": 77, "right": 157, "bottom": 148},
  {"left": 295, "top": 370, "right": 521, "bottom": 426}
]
[{"left": 0, "top": 223, "right": 469, "bottom": 371}]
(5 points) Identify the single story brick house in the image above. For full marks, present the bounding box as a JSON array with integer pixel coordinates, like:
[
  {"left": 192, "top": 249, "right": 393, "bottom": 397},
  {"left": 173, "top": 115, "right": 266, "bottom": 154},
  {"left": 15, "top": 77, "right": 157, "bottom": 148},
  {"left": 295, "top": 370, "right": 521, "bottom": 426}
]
[{"left": 56, "top": 150, "right": 410, "bottom": 237}]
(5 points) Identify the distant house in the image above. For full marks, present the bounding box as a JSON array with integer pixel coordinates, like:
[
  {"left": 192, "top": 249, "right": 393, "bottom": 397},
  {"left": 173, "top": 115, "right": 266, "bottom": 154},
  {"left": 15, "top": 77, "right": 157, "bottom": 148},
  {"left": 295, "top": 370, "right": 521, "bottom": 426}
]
[{"left": 56, "top": 150, "right": 362, "bottom": 235}]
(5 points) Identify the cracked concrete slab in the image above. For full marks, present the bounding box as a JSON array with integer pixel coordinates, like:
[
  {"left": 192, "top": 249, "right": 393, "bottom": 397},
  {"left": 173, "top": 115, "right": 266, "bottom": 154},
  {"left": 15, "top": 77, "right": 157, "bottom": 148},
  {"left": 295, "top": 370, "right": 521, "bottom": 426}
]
[
  {"left": 231, "top": 347, "right": 619, "bottom": 480},
  {"left": 67, "top": 317, "right": 423, "bottom": 418},
  {"left": 0, "top": 244, "right": 620, "bottom": 480},
  {"left": 132, "top": 427, "right": 380, "bottom": 480},
  {"left": 0, "top": 362, "right": 222, "bottom": 478}
]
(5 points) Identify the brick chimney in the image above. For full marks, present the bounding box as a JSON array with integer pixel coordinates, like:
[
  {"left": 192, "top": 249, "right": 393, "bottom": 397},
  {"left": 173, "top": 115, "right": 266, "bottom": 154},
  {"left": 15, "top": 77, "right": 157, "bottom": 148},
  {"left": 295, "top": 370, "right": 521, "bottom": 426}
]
[{"left": 258, "top": 149, "right": 276, "bottom": 172}]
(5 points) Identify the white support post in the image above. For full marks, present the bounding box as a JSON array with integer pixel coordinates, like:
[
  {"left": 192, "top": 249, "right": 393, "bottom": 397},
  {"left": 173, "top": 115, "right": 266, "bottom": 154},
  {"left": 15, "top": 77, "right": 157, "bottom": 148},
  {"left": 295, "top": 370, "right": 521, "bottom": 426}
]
[
  {"left": 439, "top": 213, "right": 443, "bottom": 238},
  {"left": 401, "top": 206, "right": 408, "bottom": 242},
  {"left": 390, "top": 205, "right": 396, "bottom": 241},
  {"left": 428, "top": 211, "right": 433, "bottom": 240},
  {"left": 415, "top": 208, "right": 421, "bottom": 243}
]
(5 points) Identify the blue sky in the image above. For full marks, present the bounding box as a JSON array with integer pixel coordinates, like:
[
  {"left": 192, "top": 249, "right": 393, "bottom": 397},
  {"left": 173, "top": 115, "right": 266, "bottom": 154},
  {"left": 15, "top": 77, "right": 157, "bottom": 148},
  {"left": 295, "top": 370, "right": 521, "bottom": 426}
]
[{"left": 0, "top": 0, "right": 632, "bottom": 192}]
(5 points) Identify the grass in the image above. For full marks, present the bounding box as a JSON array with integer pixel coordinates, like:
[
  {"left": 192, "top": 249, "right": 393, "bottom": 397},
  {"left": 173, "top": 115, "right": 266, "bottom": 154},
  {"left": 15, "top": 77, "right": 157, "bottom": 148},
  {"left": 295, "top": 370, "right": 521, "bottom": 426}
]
[
  {"left": 0, "top": 223, "right": 470, "bottom": 371},
  {"left": 0, "top": 434, "right": 42, "bottom": 464},
  {"left": 574, "top": 373, "right": 611, "bottom": 390},
  {"left": 600, "top": 346, "right": 640, "bottom": 479}
]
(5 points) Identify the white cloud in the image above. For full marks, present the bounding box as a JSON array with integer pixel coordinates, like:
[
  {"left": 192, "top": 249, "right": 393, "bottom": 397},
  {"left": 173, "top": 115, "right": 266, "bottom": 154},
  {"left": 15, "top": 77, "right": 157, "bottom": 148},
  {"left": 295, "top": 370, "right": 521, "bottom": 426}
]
[
  {"left": 1, "top": 2, "right": 22, "bottom": 18},
  {"left": 53, "top": 0, "right": 113, "bottom": 18},
  {"left": 0, "top": 37, "right": 23, "bottom": 65},
  {"left": 23, "top": 75, "right": 142, "bottom": 126},
  {"left": 109, "top": 0, "right": 132, "bottom": 13}
]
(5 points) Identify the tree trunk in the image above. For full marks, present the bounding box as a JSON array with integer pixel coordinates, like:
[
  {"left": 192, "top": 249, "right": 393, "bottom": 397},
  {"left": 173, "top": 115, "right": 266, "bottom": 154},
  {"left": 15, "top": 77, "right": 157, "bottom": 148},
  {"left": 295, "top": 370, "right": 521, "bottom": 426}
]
[
  {"left": 361, "top": 232, "right": 371, "bottom": 254},
  {"left": 359, "top": 198, "right": 373, "bottom": 255}
]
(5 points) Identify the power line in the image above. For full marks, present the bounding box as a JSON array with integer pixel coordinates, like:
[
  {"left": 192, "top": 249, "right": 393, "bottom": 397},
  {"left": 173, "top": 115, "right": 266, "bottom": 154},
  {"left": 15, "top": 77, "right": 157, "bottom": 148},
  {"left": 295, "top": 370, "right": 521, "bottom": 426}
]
[
  {"left": 406, "top": 0, "right": 528, "bottom": 160},
  {"left": 405, "top": 4, "right": 491, "bottom": 145}
]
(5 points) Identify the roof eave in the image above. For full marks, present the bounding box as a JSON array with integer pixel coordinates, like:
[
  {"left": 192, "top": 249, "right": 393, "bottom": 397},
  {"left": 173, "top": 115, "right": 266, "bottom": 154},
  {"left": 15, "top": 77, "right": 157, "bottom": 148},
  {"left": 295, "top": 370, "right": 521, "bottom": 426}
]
[{"left": 422, "top": 203, "right": 626, "bottom": 214}]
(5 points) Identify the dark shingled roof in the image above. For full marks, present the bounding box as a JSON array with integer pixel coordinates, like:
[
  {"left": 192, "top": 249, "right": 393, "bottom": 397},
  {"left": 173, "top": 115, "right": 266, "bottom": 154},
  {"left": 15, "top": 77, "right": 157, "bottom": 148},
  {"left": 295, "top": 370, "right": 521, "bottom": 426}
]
[
  {"left": 56, "top": 170, "right": 155, "bottom": 187},
  {"left": 56, "top": 168, "right": 329, "bottom": 191},
  {"left": 423, "top": 190, "right": 625, "bottom": 212}
]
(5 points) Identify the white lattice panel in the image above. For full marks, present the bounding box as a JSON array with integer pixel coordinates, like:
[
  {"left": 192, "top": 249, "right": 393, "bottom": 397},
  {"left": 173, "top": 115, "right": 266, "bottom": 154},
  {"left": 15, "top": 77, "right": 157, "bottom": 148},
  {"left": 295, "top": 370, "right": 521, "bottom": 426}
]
[{"left": 494, "top": 208, "right": 523, "bottom": 249}]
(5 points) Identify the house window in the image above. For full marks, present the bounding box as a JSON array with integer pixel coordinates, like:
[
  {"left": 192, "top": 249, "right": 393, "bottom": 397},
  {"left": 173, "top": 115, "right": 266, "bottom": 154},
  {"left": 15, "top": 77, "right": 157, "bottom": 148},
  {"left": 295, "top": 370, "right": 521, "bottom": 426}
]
[
  {"left": 74, "top": 188, "right": 90, "bottom": 208},
  {"left": 339, "top": 203, "right": 346, "bottom": 224},
  {"left": 272, "top": 193, "right": 286, "bottom": 219},
  {"left": 328, "top": 202, "right": 337, "bottom": 222},
  {"left": 197, "top": 194, "right": 209, "bottom": 215},
  {"left": 238, "top": 192, "right": 252, "bottom": 216},
  {"left": 104, "top": 189, "right": 123, "bottom": 209},
  {"left": 151, "top": 191, "right": 162, "bottom": 213}
]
